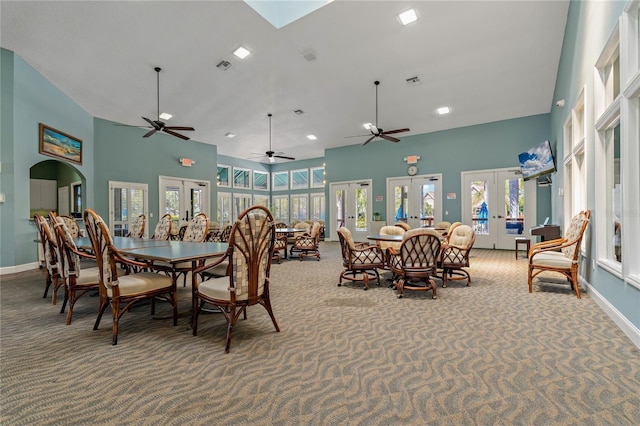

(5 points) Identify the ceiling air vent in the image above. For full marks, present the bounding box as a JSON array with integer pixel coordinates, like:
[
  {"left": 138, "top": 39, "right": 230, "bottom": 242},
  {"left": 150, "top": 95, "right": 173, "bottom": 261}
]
[
  {"left": 216, "top": 60, "right": 232, "bottom": 71},
  {"left": 300, "top": 50, "right": 317, "bottom": 62},
  {"left": 293, "top": 109, "right": 305, "bottom": 115},
  {"left": 406, "top": 76, "right": 420, "bottom": 86}
]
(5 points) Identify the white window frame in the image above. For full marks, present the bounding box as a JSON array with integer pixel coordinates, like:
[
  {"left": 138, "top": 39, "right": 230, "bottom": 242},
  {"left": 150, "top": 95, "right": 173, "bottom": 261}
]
[
  {"left": 233, "top": 193, "right": 252, "bottom": 218},
  {"left": 310, "top": 166, "right": 325, "bottom": 188},
  {"left": 253, "top": 170, "right": 269, "bottom": 191},
  {"left": 233, "top": 167, "right": 252, "bottom": 189},
  {"left": 290, "top": 168, "right": 309, "bottom": 190},
  {"left": 271, "top": 195, "right": 289, "bottom": 223},
  {"left": 272, "top": 171, "right": 289, "bottom": 191},
  {"left": 310, "top": 192, "right": 325, "bottom": 221},
  {"left": 253, "top": 193, "right": 269, "bottom": 208},
  {"left": 217, "top": 191, "right": 232, "bottom": 227},
  {"left": 217, "top": 164, "right": 231, "bottom": 188},
  {"left": 108, "top": 181, "right": 148, "bottom": 238},
  {"left": 290, "top": 193, "right": 309, "bottom": 221}
]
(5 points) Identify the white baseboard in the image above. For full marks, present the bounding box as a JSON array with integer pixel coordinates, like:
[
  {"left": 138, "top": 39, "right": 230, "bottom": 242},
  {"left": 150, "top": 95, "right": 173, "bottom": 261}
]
[
  {"left": 0, "top": 262, "right": 39, "bottom": 276},
  {"left": 582, "top": 277, "right": 640, "bottom": 349}
]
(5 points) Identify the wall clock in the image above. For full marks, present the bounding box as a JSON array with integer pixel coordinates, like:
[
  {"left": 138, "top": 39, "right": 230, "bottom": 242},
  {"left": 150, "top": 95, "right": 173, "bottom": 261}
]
[{"left": 407, "top": 165, "right": 418, "bottom": 176}]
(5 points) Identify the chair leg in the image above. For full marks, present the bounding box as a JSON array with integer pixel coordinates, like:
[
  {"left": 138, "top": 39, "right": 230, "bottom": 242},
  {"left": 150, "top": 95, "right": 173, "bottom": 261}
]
[
  {"left": 261, "top": 297, "right": 280, "bottom": 333},
  {"left": 43, "top": 273, "right": 52, "bottom": 299},
  {"left": 430, "top": 278, "right": 438, "bottom": 299},
  {"left": 111, "top": 300, "right": 120, "bottom": 345},
  {"left": 528, "top": 266, "right": 534, "bottom": 293},
  {"left": 94, "top": 295, "right": 108, "bottom": 330},
  {"left": 570, "top": 270, "right": 581, "bottom": 299},
  {"left": 60, "top": 285, "right": 69, "bottom": 314},
  {"left": 224, "top": 307, "right": 237, "bottom": 353}
]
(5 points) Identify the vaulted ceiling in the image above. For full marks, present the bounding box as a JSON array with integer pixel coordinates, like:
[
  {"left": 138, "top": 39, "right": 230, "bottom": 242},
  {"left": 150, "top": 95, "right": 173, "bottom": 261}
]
[{"left": 1, "top": 1, "right": 569, "bottom": 162}]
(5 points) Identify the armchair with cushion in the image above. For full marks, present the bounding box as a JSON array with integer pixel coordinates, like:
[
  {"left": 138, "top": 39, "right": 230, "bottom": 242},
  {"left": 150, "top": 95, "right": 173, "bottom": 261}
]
[
  {"left": 528, "top": 210, "right": 591, "bottom": 298},
  {"left": 439, "top": 224, "right": 475, "bottom": 287},
  {"left": 337, "top": 227, "right": 385, "bottom": 290},
  {"left": 191, "top": 205, "right": 280, "bottom": 353},
  {"left": 394, "top": 221, "right": 411, "bottom": 231},
  {"left": 388, "top": 228, "right": 441, "bottom": 299},
  {"left": 84, "top": 209, "right": 177, "bottom": 345},
  {"left": 272, "top": 222, "right": 289, "bottom": 263},
  {"left": 159, "top": 212, "right": 209, "bottom": 286},
  {"left": 290, "top": 221, "right": 322, "bottom": 261},
  {"left": 378, "top": 225, "right": 405, "bottom": 264}
]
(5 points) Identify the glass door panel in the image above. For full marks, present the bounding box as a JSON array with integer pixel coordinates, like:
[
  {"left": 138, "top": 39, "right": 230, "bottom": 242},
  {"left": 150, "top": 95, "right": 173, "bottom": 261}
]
[
  {"left": 109, "top": 181, "right": 148, "bottom": 237},
  {"left": 330, "top": 181, "right": 372, "bottom": 241},
  {"left": 159, "top": 177, "right": 210, "bottom": 232},
  {"left": 387, "top": 175, "right": 442, "bottom": 229}
]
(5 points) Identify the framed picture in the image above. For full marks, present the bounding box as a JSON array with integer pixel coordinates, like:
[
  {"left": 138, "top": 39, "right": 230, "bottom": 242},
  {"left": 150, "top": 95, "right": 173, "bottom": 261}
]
[{"left": 39, "top": 123, "right": 82, "bottom": 165}]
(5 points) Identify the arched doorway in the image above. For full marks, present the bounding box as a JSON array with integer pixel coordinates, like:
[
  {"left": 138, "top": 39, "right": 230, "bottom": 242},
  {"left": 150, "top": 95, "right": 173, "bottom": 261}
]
[{"left": 29, "top": 160, "right": 86, "bottom": 217}]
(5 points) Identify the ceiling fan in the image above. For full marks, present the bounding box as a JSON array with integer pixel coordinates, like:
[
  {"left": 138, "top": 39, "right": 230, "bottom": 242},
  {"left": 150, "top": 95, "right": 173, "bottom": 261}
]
[
  {"left": 136, "top": 67, "right": 195, "bottom": 140},
  {"left": 346, "top": 80, "right": 410, "bottom": 146},
  {"left": 252, "top": 113, "right": 295, "bottom": 163}
]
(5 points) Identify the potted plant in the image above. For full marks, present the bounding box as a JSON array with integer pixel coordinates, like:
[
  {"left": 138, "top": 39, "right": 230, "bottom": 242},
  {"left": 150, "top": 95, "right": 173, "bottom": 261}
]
[{"left": 373, "top": 212, "right": 381, "bottom": 221}]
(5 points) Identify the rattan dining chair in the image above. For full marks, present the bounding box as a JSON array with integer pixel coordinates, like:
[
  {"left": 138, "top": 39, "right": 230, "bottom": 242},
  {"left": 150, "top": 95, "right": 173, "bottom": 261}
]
[
  {"left": 84, "top": 209, "right": 177, "bottom": 345},
  {"left": 34, "top": 213, "right": 61, "bottom": 304},
  {"left": 191, "top": 205, "right": 280, "bottom": 353},
  {"left": 388, "top": 228, "right": 441, "bottom": 299},
  {"left": 337, "top": 227, "right": 385, "bottom": 290}
]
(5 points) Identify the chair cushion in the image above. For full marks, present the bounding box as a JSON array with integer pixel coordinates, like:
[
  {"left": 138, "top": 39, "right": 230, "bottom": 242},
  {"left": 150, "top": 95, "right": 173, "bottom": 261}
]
[
  {"left": 197, "top": 276, "right": 242, "bottom": 301},
  {"left": 75, "top": 266, "right": 100, "bottom": 286},
  {"left": 106, "top": 272, "right": 173, "bottom": 297},
  {"left": 531, "top": 251, "right": 573, "bottom": 269}
]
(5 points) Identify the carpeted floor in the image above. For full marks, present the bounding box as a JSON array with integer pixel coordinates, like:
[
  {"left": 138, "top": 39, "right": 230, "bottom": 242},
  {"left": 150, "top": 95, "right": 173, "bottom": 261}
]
[{"left": 1, "top": 243, "right": 639, "bottom": 425}]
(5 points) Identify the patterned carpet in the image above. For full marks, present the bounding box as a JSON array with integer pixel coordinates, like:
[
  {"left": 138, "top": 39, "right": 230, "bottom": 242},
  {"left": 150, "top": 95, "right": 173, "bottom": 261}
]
[{"left": 1, "top": 243, "right": 639, "bottom": 425}]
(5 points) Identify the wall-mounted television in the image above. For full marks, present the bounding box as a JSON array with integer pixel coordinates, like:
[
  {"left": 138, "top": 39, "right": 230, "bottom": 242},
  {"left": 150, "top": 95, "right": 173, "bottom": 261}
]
[{"left": 518, "top": 140, "right": 556, "bottom": 181}]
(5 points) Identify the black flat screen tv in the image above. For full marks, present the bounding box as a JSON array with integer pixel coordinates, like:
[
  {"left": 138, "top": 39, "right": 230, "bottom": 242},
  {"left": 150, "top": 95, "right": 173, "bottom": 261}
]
[{"left": 518, "top": 140, "right": 556, "bottom": 181}]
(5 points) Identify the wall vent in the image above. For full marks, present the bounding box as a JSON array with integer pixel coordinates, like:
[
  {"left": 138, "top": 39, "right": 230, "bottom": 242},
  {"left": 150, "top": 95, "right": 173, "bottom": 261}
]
[
  {"left": 216, "top": 60, "right": 232, "bottom": 71},
  {"left": 406, "top": 75, "right": 420, "bottom": 86}
]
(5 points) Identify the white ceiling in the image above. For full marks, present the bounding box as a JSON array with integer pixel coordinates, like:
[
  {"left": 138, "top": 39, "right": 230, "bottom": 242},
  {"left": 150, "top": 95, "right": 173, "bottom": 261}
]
[{"left": 1, "top": 0, "right": 569, "bottom": 163}]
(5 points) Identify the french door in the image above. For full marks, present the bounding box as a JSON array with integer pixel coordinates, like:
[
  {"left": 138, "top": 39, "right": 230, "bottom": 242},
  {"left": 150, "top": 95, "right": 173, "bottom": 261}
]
[
  {"left": 109, "top": 181, "right": 148, "bottom": 237},
  {"left": 387, "top": 175, "right": 443, "bottom": 229},
  {"left": 159, "top": 176, "right": 210, "bottom": 226},
  {"left": 462, "top": 168, "right": 536, "bottom": 249},
  {"left": 330, "top": 180, "right": 372, "bottom": 242}
]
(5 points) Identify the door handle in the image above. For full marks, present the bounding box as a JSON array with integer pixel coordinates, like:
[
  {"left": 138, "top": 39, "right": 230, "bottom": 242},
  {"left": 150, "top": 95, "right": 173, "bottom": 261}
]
[{"left": 497, "top": 215, "right": 503, "bottom": 218}]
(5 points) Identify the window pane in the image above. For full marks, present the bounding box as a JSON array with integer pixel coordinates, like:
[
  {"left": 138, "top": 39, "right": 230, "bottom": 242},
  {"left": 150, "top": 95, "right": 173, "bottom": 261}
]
[
  {"left": 471, "top": 180, "right": 489, "bottom": 235},
  {"left": 610, "top": 124, "right": 622, "bottom": 263}
]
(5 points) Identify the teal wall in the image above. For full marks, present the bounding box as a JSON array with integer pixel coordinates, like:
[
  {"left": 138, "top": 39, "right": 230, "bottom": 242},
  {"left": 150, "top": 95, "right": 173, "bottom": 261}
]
[
  {"left": 1, "top": 49, "right": 94, "bottom": 268},
  {"left": 325, "top": 114, "right": 553, "bottom": 235},
  {"left": 93, "top": 118, "right": 219, "bottom": 231},
  {"left": 550, "top": 0, "right": 638, "bottom": 329}
]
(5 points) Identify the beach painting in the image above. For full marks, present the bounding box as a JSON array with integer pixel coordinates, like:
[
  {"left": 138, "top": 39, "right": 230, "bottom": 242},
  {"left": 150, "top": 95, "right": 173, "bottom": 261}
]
[{"left": 39, "top": 123, "right": 82, "bottom": 165}]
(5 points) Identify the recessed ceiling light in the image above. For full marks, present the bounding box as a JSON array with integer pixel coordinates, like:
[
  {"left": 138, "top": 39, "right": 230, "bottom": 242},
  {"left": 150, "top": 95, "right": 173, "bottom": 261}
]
[
  {"left": 159, "top": 113, "right": 172, "bottom": 120},
  {"left": 307, "top": 135, "right": 317, "bottom": 140},
  {"left": 363, "top": 123, "right": 372, "bottom": 129},
  {"left": 225, "top": 132, "right": 236, "bottom": 138},
  {"left": 437, "top": 106, "right": 450, "bottom": 115},
  {"left": 233, "top": 46, "right": 251, "bottom": 59},
  {"left": 398, "top": 9, "right": 418, "bottom": 26}
]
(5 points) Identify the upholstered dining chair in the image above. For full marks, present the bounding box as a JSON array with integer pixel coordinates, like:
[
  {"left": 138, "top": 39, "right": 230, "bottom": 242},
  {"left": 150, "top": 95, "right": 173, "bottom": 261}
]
[
  {"left": 434, "top": 221, "right": 452, "bottom": 234},
  {"left": 528, "top": 210, "right": 591, "bottom": 298},
  {"left": 151, "top": 213, "right": 173, "bottom": 240},
  {"left": 388, "top": 228, "right": 441, "bottom": 299},
  {"left": 161, "top": 212, "right": 210, "bottom": 286},
  {"left": 127, "top": 214, "right": 146, "bottom": 238},
  {"left": 290, "top": 221, "right": 322, "bottom": 261},
  {"left": 34, "top": 213, "right": 61, "bottom": 304},
  {"left": 378, "top": 225, "right": 405, "bottom": 264},
  {"left": 394, "top": 221, "right": 411, "bottom": 231},
  {"left": 439, "top": 224, "right": 475, "bottom": 287},
  {"left": 84, "top": 208, "right": 177, "bottom": 345},
  {"left": 191, "top": 205, "right": 280, "bottom": 353},
  {"left": 287, "top": 221, "right": 310, "bottom": 245},
  {"left": 52, "top": 216, "right": 100, "bottom": 324},
  {"left": 337, "top": 227, "right": 385, "bottom": 290},
  {"left": 55, "top": 215, "right": 81, "bottom": 239}
]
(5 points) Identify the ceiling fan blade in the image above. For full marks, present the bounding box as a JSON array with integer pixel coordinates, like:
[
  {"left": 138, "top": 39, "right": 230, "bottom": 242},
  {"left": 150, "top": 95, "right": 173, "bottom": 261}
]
[
  {"left": 163, "top": 129, "right": 190, "bottom": 140},
  {"left": 382, "top": 128, "right": 410, "bottom": 135},
  {"left": 274, "top": 155, "right": 295, "bottom": 160},
  {"left": 362, "top": 135, "right": 376, "bottom": 146},
  {"left": 143, "top": 128, "right": 158, "bottom": 138},
  {"left": 344, "top": 134, "right": 370, "bottom": 138},
  {"left": 164, "top": 126, "right": 195, "bottom": 131},
  {"left": 142, "top": 116, "right": 159, "bottom": 129},
  {"left": 380, "top": 134, "right": 401, "bottom": 143}
]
